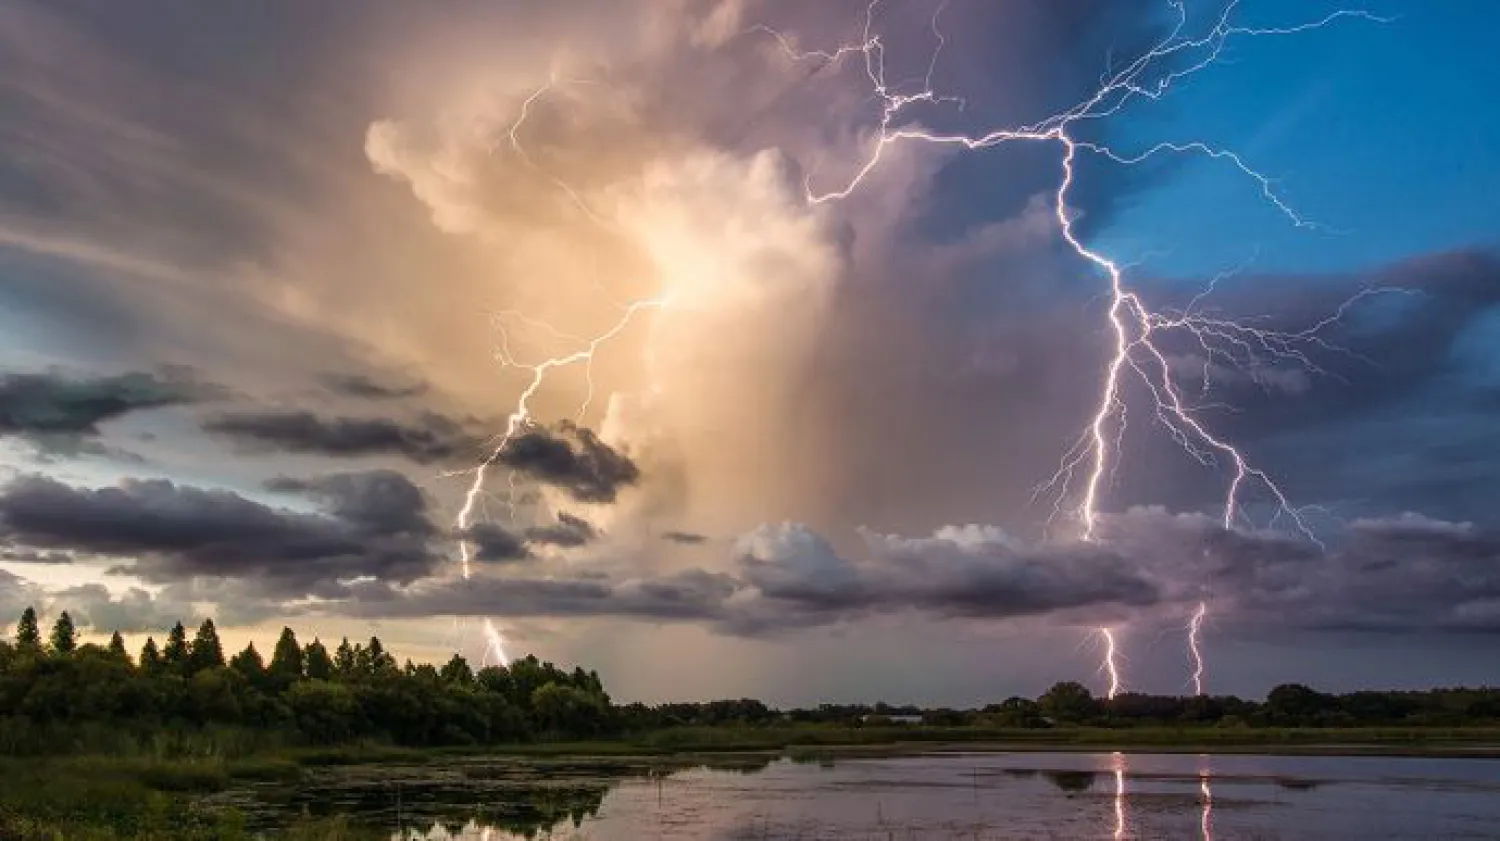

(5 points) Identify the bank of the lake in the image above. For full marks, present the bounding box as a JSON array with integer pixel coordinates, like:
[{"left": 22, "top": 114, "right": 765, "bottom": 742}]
[
  {"left": 7, "top": 727, "right": 1500, "bottom": 840},
  {"left": 9, "top": 740, "right": 1500, "bottom": 840}
]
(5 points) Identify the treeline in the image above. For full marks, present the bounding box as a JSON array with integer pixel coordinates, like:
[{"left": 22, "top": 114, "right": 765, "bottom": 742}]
[
  {"left": 629, "top": 682, "right": 1500, "bottom": 730},
  {"left": 0, "top": 608, "right": 613, "bottom": 753},
  {"left": 4, "top": 607, "right": 1499, "bottom": 757}
]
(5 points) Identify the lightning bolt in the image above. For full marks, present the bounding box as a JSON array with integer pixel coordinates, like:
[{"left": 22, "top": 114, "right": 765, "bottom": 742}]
[
  {"left": 453, "top": 296, "right": 664, "bottom": 666},
  {"left": 759, "top": 0, "right": 1388, "bottom": 693},
  {"left": 1099, "top": 626, "right": 1122, "bottom": 700},
  {"left": 1188, "top": 600, "right": 1208, "bottom": 696},
  {"left": 448, "top": 80, "right": 670, "bottom": 667}
]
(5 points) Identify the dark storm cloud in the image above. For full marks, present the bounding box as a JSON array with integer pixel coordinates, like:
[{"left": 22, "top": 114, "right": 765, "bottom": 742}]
[
  {"left": 1095, "top": 508, "right": 1500, "bottom": 635},
  {"left": 336, "top": 568, "right": 738, "bottom": 624},
  {"left": 304, "top": 509, "right": 1500, "bottom": 640},
  {"left": 728, "top": 523, "right": 1160, "bottom": 631},
  {"left": 264, "top": 470, "right": 435, "bottom": 537},
  {"left": 318, "top": 372, "right": 430, "bottom": 401},
  {"left": 0, "top": 367, "right": 212, "bottom": 441},
  {"left": 318, "top": 522, "right": 1162, "bottom": 634},
  {"left": 458, "top": 512, "right": 596, "bottom": 563},
  {"left": 498, "top": 421, "right": 640, "bottom": 503},
  {"left": 461, "top": 522, "right": 530, "bottom": 563},
  {"left": 203, "top": 409, "right": 484, "bottom": 465},
  {"left": 524, "top": 512, "right": 598, "bottom": 548},
  {"left": 661, "top": 531, "right": 708, "bottom": 545},
  {"left": 0, "top": 471, "right": 440, "bottom": 598}
]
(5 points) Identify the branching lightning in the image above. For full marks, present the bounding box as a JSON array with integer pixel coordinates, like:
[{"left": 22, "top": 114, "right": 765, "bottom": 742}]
[
  {"left": 449, "top": 81, "right": 669, "bottom": 667},
  {"left": 452, "top": 297, "right": 664, "bottom": 666},
  {"left": 447, "top": 0, "right": 1387, "bottom": 686},
  {"left": 760, "top": 0, "right": 1387, "bottom": 693}
]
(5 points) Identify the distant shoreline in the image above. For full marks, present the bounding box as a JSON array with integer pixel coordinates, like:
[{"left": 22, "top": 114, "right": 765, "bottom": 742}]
[{"left": 391, "top": 726, "right": 1500, "bottom": 764}]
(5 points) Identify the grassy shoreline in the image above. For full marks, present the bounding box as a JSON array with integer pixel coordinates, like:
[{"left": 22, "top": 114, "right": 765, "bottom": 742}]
[{"left": 6, "top": 727, "right": 1498, "bottom": 839}]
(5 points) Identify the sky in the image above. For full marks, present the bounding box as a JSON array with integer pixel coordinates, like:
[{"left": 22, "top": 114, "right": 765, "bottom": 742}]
[{"left": 1, "top": 0, "right": 1498, "bottom": 707}]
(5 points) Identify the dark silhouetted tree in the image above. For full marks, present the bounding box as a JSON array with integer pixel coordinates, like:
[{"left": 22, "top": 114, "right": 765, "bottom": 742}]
[
  {"left": 229, "top": 642, "right": 266, "bottom": 686},
  {"left": 269, "top": 627, "right": 303, "bottom": 681},
  {"left": 333, "top": 637, "right": 356, "bottom": 677},
  {"left": 1040, "top": 681, "right": 1097, "bottom": 724},
  {"left": 304, "top": 639, "right": 333, "bottom": 680},
  {"left": 15, "top": 607, "right": 41, "bottom": 649},
  {"left": 49, "top": 611, "right": 77, "bottom": 654},
  {"left": 163, "top": 622, "right": 189, "bottom": 669},
  {"left": 188, "top": 619, "right": 225, "bottom": 675},
  {"left": 140, "top": 637, "right": 163, "bottom": 674},
  {"left": 440, "top": 654, "right": 474, "bottom": 685},
  {"left": 107, "top": 631, "right": 129, "bottom": 661}
]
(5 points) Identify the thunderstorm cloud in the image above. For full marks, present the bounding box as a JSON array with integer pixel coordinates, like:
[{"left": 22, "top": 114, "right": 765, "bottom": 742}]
[{"left": 0, "top": 0, "right": 1496, "bottom": 700}]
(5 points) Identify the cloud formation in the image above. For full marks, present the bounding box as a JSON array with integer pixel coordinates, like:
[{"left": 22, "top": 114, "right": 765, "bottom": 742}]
[
  {"left": 308, "top": 510, "right": 1500, "bottom": 640},
  {"left": 0, "top": 368, "right": 212, "bottom": 454},
  {"left": 318, "top": 372, "right": 430, "bottom": 401},
  {"left": 525, "top": 512, "right": 598, "bottom": 548},
  {"left": 204, "top": 409, "right": 484, "bottom": 465},
  {"left": 498, "top": 422, "right": 641, "bottom": 504},
  {"left": 0, "top": 471, "right": 440, "bottom": 600}
]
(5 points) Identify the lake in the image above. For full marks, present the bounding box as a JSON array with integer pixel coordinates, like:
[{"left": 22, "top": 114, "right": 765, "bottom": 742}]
[{"left": 223, "top": 750, "right": 1500, "bottom": 839}]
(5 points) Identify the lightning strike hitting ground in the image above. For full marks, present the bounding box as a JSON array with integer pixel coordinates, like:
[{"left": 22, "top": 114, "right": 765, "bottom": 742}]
[
  {"left": 1188, "top": 601, "right": 1208, "bottom": 696},
  {"left": 1099, "top": 627, "right": 1122, "bottom": 700},
  {"left": 761, "top": 0, "right": 1385, "bottom": 692},
  {"left": 452, "top": 296, "right": 663, "bottom": 665}
]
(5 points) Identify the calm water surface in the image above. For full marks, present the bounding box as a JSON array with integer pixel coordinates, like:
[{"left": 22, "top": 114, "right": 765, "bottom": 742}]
[{"left": 232, "top": 751, "right": 1500, "bottom": 840}]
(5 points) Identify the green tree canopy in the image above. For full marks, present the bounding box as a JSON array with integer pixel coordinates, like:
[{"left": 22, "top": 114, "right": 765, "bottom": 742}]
[
  {"left": 188, "top": 619, "right": 225, "bottom": 675},
  {"left": 229, "top": 642, "right": 265, "bottom": 684},
  {"left": 16, "top": 607, "right": 41, "bottom": 648},
  {"left": 139, "top": 637, "right": 163, "bottom": 674},
  {"left": 269, "top": 627, "right": 304, "bottom": 680},
  {"left": 1039, "top": 681, "right": 1097, "bottom": 724},
  {"left": 162, "top": 621, "right": 189, "bottom": 667},
  {"left": 441, "top": 654, "right": 474, "bottom": 685},
  {"left": 49, "top": 611, "right": 77, "bottom": 654},
  {"left": 107, "top": 631, "right": 128, "bottom": 661},
  {"left": 305, "top": 639, "right": 333, "bottom": 680},
  {"left": 333, "top": 637, "right": 356, "bottom": 676}
]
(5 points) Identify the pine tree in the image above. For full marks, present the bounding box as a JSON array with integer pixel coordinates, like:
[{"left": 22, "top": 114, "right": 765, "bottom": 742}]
[
  {"left": 108, "top": 631, "right": 129, "bottom": 662},
  {"left": 229, "top": 642, "right": 265, "bottom": 684},
  {"left": 440, "top": 654, "right": 474, "bottom": 684},
  {"left": 366, "top": 636, "right": 396, "bottom": 676},
  {"left": 140, "top": 637, "right": 163, "bottom": 674},
  {"left": 269, "top": 627, "right": 303, "bottom": 680},
  {"left": 304, "top": 638, "right": 333, "bottom": 680},
  {"left": 15, "top": 607, "right": 40, "bottom": 649},
  {"left": 49, "top": 611, "right": 77, "bottom": 654},
  {"left": 333, "top": 637, "right": 356, "bottom": 677},
  {"left": 187, "top": 619, "right": 225, "bottom": 674},
  {"left": 163, "top": 622, "right": 189, "bottom": 668}
]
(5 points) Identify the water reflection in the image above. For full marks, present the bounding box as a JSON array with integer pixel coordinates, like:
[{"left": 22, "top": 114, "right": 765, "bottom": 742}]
[
  {"left": 223, "top": 751, "right": 1500, "bottom": 840},
  {"left": 1198, "top": 757, "right": 1214, "bottom": 841},
  {"left": 1041, "top": 769, "right": 1097, "bottom": 792},
  {"left": 1111, "top": 751, "right": 1127, "bottom": 841}
]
